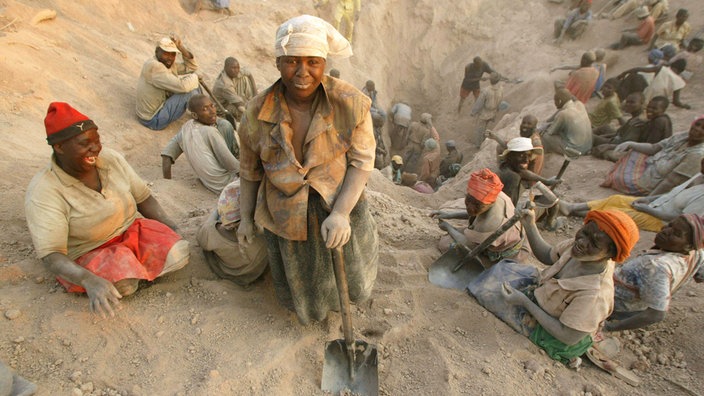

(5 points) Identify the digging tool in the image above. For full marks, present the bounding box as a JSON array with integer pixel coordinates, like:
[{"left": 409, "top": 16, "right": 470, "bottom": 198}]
[
  {"left": 429, "top": 183, "right": 558, "bottom": 290},
  {"left": 542, "top": 147, "right": 581, "bottom": 229},
  {"left": 321, "top": 247, "right": 378, "bottom": 395},
  {"left": 198, "top": 79, "right": 238, "bottom": 130}
]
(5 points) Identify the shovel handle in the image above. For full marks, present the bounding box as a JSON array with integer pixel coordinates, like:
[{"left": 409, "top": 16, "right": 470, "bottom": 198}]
[
  {"left": 331, "top": 247, "right": 356, "bottom": 379},
  {"left": 451, "top": 212, "right": 523, "bottom": 272}
]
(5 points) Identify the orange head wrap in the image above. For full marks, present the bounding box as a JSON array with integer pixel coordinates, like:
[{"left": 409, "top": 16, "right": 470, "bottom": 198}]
[
  {"left": 466, "top": 168, "right": 504, "bottom": 204},
  {"left": 584, "top": 210, "right": 639, "bottom": 263}
]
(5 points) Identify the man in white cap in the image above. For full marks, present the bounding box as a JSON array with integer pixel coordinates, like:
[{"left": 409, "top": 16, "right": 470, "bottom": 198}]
[
  {"left": 136, "top": 35, "right": 200, "bottom": 130},
  {"left": 498, "top": 137, "right": 559, "bottom": 205},
  {"left": 236, "top": 15, "right": 378, "bottom": 325}
]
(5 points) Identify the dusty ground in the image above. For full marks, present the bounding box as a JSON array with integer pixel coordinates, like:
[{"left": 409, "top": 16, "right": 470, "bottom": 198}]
[{"left": 1, "top": 0, "right": 703, "bottom": 394}]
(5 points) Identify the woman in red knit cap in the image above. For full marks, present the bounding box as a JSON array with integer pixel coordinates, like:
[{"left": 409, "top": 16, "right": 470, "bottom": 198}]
[{"left": 25, "top": 102, "right": 190, "bottom": 318}]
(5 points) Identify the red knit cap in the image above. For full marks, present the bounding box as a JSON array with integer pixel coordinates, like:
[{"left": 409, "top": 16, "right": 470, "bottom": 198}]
[
  {"left": 466, "top": 168, "right": 504, "bottom": 204},
  {"left": 44, "top": 102, "right": 98, "bottom": 145},
  {"left": 584, "top": 210, "right": 639, "bottom": 263}
]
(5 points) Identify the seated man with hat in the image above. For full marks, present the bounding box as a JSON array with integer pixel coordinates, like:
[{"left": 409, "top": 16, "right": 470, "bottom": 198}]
[
  {"left": 432, "top": 169, "right": 530, "bottom": 268},
  {"left": 498, "top": 137, "right": 559, "bottom": 205},
  {"left": 26, "top": 103, "right": 190, "bottom": 317},
  {"left": 136, "top": 36, "right": 200, "bottom": 130}
]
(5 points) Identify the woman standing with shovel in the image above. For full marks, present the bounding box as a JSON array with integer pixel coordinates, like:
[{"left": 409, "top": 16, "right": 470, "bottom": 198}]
[{"left": 236, "top": 15, "right": 378, "bottom": 326}]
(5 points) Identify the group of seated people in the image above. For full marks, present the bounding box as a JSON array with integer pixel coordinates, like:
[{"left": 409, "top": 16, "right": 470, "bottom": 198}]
[
  {"left": 433, "top": 163, "right": 703, "bottom": 368},
  {"left": 20, "top": 9, "right": 703, "bottom": 387}
]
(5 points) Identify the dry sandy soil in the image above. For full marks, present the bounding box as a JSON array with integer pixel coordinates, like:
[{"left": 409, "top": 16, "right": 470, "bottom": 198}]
[{"left": 1, "top": 0, "right": 703, "bottom": 395}]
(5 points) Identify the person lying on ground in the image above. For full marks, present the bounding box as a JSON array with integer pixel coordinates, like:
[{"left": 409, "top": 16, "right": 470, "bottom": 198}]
[
  {"left": 554, "top": 2, "right": 592, "bottom": 44},
  {"left": 197, "top": 180, "right": 268, "bottom": 287},
  {"left": 560, "top": 157, "right": 704, "bottom": 232},
  {"left": 236, "top": 15, "right": 378, "bottom": 325},
  {"left": 591, "top": 92, "right": 646, "bottom": 160},
  {"left": 540, "top": 88, "right": 592, "bottom": 155},
  {"left": 136, "top": 36, "right": 200, "bottom": 130},
  {"left": 609, "top": 6, "right": 655, "bottom": 50},
  {"left": 487, "top": 115, "right": 545, "bottom": 176},
  {"left": 605, "top": 214, "right": 704, "bottom": 331},
  {"left": 601, "top": 115, "right": 704, "bottom": 196},
  {"left": 492, "top": 209, "right": 638, "bottom": 365},
  {"left": 589, "top": 78, "right": 625, "bottom": 130},
  {"left": 431, "top": 168, "right": 530, "bottom": 268},
  {"left": 26, "top": 103, "right": 190, "bottom": 318},
  {"left": 498, "top": 137, "right": 559, "bottom": 205},
  {"left": 212, "top": 56, "right": 258, "bottom": 122},
  {"left": 161, "top": 94, "right": 240, "bottom": 194},
  {"left": 648, "top": 8, "right": 691, "bottom": 50}
]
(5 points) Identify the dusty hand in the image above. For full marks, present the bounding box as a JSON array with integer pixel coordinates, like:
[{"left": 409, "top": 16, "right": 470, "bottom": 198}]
[
  {"left": 520, "top": 205, "right": 537, "bottom": 225},
  {"left": 631, "top": 202, "right": 648, "bottom": 212},
  {"left": 83, "top": 276, "right": 122, "bottom": 318},
  {"left": 429, "top": 210, "right": 449, "bottom": 219},
  {"left": 500, "top": 282, "right": 525, "bottom": 306},
  {"left": 614, "top": 141, "right": 632, "bottom": 152},
  {"left": 546, "top": 176, "right": 562, "bottom": 186},
  {"left": 170, "top": 33, "right": 183, "bottom": 48},
  {"left": 321, "top": 212, "right": 351, "bottom": 249},
  {"left": 236, "top": 220, "right": 256, "bottom": 251}
]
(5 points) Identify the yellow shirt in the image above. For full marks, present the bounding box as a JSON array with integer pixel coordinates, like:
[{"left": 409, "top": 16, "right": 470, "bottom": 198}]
[
  {"left": 135, "top": 56, "right": 199, "bottom": 120},
  {"left": 25, "top": 148, "right": 151, "bottom": 260}
]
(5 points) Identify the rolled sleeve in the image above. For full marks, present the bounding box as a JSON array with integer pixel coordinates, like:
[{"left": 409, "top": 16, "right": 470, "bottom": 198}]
[
  {"left": 161, "top": 131, "right": 184, "bottom": 161},
  {"left": 237, "top": 112, "right": 264, "bottom": 182},
  {"left": 347, "top": 108, "right": 376, "bottom": 171}
]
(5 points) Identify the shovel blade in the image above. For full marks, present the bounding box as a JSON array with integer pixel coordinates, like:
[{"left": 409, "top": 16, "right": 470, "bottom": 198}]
[
  {"left": 429, "top": 248, "right": 485, "bottom": 290},
  {"left": 322, "top": 339, "right": 378, "bottom": 396}
]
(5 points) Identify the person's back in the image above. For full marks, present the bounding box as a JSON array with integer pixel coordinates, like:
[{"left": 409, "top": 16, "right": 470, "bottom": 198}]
[
  {"left": 547, "top": 99, "right": 593, "bottom": 154},
  {"left": 566, "top": 66, "right": 599, "bottom": 104}
]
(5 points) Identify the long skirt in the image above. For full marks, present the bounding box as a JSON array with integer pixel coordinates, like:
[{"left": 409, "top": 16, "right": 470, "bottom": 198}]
[{"left": 264, "top": 193, "right": 379, "bottom": 325}]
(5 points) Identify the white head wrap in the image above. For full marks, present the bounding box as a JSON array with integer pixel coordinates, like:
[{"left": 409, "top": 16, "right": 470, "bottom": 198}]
[{"left": 274, "top": 15, "right": 352, "bottom": 59}]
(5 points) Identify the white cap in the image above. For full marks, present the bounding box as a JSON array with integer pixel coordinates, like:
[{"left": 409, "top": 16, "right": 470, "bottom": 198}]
[{"left": 158, "top": 37, "right": 180, "bottom": 53}]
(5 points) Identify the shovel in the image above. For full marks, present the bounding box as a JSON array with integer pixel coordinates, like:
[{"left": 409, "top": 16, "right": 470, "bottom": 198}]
[
  {"left": 321, "top": 247, "right": 378, "bottom": 395},
  {"left": 542, "top": 147, "right": 581, "bottom": 229}
]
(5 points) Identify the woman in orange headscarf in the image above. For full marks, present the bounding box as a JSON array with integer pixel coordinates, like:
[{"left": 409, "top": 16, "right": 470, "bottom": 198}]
[
  {"left": 488, "top": 209, "right": 639, "bottom": 365},
  {"left": 432, "top": 168, "right": 530, "bottom": 268}
]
